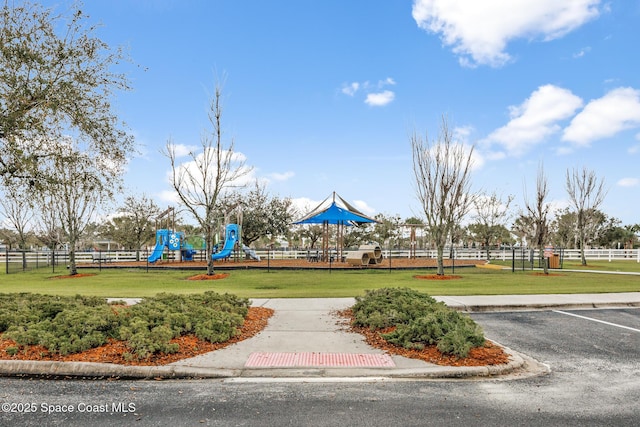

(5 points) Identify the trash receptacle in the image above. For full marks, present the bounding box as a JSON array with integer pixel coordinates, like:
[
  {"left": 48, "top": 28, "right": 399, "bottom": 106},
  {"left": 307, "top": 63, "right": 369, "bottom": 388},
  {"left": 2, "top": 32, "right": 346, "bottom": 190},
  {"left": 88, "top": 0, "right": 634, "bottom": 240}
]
[{"left": 549, "top": 253, "right": 560, "bottom": 269}]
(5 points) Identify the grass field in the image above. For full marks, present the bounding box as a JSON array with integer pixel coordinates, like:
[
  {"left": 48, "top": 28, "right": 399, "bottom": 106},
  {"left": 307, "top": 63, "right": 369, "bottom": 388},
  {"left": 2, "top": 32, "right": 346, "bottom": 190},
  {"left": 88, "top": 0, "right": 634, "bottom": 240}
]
[{"left": 1, "top": 261, "right": 639, "bottom": 298}]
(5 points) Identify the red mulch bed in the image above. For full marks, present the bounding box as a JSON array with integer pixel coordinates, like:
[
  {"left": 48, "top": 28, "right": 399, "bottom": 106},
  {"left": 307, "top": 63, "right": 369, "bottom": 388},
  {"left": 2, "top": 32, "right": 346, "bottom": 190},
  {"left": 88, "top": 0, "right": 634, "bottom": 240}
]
[
  {"left": 0, "top": 297, "right": 509, "bottom": 368},
  {"left": 0, "top": 307, "right": 273, "bottom": 366},
  {"left": 50, "top": 273, "right": 97, "bottom": 279},
  {"left": 414, "top": 274, "right": 462, "bottom": 280},
  {"left": 186, "top": 273, "right": 229, "bottom": 280},
  {"left": 337, "top": 309, "right": 510, "bottom": 366}
]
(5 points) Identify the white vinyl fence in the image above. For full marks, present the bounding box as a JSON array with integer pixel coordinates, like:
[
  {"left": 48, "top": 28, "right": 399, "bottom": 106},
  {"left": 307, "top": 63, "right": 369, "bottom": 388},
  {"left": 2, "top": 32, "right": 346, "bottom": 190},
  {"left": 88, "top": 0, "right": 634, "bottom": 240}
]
[{"left": 3, "top": 247, "right": 640, "bottom": 273}]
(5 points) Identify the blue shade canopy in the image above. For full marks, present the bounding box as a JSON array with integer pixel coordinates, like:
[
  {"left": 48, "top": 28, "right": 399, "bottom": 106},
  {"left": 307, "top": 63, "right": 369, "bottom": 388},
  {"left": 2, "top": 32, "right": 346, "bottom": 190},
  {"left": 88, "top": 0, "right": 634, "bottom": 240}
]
[{"left": 293, "top": 192, "right": 378, "bottom": 225}]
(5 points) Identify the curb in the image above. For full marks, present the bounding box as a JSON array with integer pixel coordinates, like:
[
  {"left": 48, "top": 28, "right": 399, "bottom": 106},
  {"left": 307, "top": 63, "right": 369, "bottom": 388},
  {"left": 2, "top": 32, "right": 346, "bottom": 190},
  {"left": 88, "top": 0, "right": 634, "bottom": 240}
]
[
  {"left": 449, "top": 302, "right": 640, "bottom": 313},
  {"left": 0, "top": 345, "right": 539, "bottom": 381}
]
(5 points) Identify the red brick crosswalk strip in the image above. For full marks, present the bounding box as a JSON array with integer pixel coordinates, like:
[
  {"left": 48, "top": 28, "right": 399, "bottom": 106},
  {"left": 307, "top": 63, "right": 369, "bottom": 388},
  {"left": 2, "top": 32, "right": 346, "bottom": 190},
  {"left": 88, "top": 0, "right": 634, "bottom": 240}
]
[{"left": 245, "top": 352, "right": 395, "bottom": 368}]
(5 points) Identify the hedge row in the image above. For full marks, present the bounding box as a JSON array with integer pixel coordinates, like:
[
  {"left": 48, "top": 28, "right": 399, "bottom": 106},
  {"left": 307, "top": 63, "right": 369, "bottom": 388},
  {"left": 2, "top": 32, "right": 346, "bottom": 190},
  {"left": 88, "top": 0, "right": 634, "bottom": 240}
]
[{"left": 0, "top": 292, "right": 250, "bottom": 359}]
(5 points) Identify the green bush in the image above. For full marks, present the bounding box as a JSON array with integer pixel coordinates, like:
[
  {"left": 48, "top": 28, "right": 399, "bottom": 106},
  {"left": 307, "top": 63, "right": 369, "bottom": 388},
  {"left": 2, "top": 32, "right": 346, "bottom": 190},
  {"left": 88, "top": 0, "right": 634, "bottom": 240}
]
[
  {"left": 352, "top": 288, "right": 485, "bottom": 358},
  {"left": 351, "top": 288, "right": 439, "bottom": 329},
  {"left": 119, "top": 318, "right": 179, "bottom": 359},
  {"left": 0, "top": 291, "right": 251, "bottom": 359}
]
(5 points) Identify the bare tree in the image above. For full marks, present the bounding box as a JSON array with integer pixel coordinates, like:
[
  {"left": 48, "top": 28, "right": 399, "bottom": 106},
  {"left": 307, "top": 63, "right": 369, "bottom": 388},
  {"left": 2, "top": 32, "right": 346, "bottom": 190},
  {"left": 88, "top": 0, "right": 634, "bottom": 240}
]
[
  {"left": 164, "top": 81, "right": 252, "bottom": 275},
  {"left": 411, "top": 116, "right": 475, "bottom": 275},
  {"left": 524, "top": 164, "right": 551, "bottom": 274},
  {"left": 469, "top": 192, "right": 514, "bottom": 261},
  {"left": 0, "top": 181, "right": 34, "bottom": 249},
  {"left": 565, "top": 167, "right": 607, "bottom": 266}
]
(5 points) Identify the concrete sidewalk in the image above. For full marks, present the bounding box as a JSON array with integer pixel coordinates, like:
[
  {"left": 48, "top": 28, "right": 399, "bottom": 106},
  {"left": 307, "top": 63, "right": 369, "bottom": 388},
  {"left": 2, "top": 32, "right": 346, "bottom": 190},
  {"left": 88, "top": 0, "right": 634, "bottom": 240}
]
[{"left": 1, "top": 293, "right": 638, "bottom": 380}]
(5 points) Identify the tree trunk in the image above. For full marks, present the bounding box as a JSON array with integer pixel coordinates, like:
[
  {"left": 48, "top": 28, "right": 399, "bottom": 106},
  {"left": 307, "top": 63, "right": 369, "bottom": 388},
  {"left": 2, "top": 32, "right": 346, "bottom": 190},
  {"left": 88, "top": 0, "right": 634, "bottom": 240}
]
[
  {"left": 69, "top": 249, "right": 77, "bottom": 276},
  {"left": 436, "top": 245, "right": 445, "bottom": 275},
  {"left": 205, "top": 235, "right": 215, "bottom": 275}
]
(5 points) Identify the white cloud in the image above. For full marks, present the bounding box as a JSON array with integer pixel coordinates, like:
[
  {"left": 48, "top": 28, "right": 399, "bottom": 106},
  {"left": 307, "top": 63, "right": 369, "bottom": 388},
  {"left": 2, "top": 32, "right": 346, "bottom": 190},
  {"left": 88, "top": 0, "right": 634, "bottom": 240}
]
[
  {"left": 482, "top": 84, "right": 583, "bottom": 156},
  {"left": 617, "top": 178, "right": 639, "bottom": 188},
  {"left": 412, "top": 0, "right": 602, "bottom": 67},
  {"left": 352, "top": 200, "right": 376, "bottom": 216},
  {"left": 267, "top": 171, "right": 295, "bottom": 181},
  {"left": 562, "top": 87, "right": 640, "bottom": 146},
  {"left": 291, "top": 197, "right": 321, "bottom": 218},
  {"left": 341, "top": 77, "right": 396, "bottom": 107},
  {"left": 164, "top": 149, "right": 254, "bottom": 194},
  {"left": 365, "top": 90, "right": 395, "bottom": 107},
  {"left": 573, "top": 46, "right": 591, "bottom": 58},
  {"left": 379, "top": 77, "right": 396, "bottom": 87},
  {"left": 341, "top": 82, "right": 360, "bottom": 96},
  {"left": 170, "top": 143, "right": 199, "bottom": 158},
  {"left": 158, "top": 189, "right": 180, "bottom": 204}
]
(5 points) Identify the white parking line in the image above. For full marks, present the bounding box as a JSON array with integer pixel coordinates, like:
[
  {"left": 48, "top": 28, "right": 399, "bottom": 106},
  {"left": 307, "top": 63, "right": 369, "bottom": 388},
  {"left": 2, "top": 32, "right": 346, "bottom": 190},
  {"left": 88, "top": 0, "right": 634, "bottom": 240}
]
[{"left": 553, "top": 310, "right": 640, "bottom": 333}]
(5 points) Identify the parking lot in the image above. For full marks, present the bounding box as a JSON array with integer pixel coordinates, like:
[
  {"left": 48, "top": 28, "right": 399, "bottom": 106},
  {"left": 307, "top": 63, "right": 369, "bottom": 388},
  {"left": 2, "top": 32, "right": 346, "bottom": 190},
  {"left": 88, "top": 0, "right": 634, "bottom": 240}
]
[{"left": 1, "top": 307, "right": 638, "bottom": 426}]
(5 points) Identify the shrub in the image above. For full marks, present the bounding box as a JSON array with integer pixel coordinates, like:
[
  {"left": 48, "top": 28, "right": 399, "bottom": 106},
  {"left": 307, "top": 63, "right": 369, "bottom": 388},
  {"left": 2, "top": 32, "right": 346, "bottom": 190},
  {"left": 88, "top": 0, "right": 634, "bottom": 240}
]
[
  {"left": 0, "top": 291, "right": 252, "bottom": 359},
  {"left": 118, "top": 318, "right": 179, "bottom": 359},
  {"left": 353, "top": 287, "right": 485, "bottom": 358},
  {"left": 351, "top": 288, "right": 439, "bottom": 329}
]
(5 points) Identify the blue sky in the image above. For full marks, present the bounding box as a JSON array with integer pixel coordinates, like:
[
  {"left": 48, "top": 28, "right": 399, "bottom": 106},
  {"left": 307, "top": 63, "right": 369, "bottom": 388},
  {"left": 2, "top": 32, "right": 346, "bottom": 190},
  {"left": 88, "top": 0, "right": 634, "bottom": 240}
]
[{"left": 45, "top": 1, "right": 640, "bottom": 225}]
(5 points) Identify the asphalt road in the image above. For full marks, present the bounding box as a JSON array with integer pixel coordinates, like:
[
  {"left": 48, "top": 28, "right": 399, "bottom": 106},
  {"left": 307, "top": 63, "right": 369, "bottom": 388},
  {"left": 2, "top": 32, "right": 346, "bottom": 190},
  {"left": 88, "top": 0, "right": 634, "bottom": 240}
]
[{"left": 0, "top": 308, "right": 638, "bottom": 426}]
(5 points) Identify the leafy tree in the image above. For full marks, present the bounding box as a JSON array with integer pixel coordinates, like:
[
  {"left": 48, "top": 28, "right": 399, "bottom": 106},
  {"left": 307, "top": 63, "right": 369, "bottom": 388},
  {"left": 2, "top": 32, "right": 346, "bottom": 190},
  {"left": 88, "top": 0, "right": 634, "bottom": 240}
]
[
  {"left": 342, "top": 224, "right": 373, "bottom": 249},
  {"left": 549, "top": 208, "right": 577, "bottom": 248},
  {"left": 37, "top": 139, "right": 116, "bottom": 275},
  {"left": 467, "top": 223, "right": 512, "bottom": 252},
  {"left": 0, "top": 228, "right": 19, "bottom": 249},
  {"left": 100, "top": 195, "right": 160, "bottom": 251},
  {"left": 371, "top": 213, "right": 402, "bottom": 248},
  {"left": 297, "top": 225, "right": 323, "bottom": 249},
  {"left": 411, "top": 116, "right": 475, "bottom": 275},
  {"left": 164, "top": 81, "right": 252, "bottom": 275},
  {"left": 512, "top": 214, "right": 536, "bottom": 248},
  {"left": 0, "top": 181, "right": 34, "bottom": 249},
  {"left": 0, "top": 1, "right": 133, "bottom": 182},
  {"left": 218, "top": 181, "right": 294, "bottom": 247},
  {"left": 565, "top": 167, "right": 607, "bottom": 266}
]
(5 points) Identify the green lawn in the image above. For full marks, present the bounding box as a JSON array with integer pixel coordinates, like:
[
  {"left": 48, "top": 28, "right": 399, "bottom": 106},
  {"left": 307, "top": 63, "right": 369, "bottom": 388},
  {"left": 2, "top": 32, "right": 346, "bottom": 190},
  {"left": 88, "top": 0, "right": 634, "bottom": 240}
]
[{"left": 1, "top": 263, "right": 639, "bottom": 298}]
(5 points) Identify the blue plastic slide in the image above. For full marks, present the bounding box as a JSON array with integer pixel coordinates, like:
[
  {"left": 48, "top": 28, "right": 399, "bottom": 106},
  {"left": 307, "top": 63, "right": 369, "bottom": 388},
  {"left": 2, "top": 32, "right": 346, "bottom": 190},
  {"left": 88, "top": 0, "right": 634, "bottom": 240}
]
[
  {"left": 147, "top": 244, "right": 165, "bottom": 263},
  {"left": 211, "top": 224, "right": 239, "bottom": 260},
  {"left": 148, "top": 229, "right": 170, "bottom": 263}
]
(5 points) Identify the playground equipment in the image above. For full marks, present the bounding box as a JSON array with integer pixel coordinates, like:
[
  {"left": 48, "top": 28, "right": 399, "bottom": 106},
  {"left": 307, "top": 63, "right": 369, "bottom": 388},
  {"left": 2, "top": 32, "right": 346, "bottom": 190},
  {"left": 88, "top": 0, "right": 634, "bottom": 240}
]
[
  {"left": 147, "top": 206, "right": 260, "bottom": 263},
  {"left": 211, "top": 224, "right": 238, "bottom": 260},
  {"left": 346, "top": 244, "right": 383, "bottom": 266},
  {"left": 242, "top": 244, "right": 261, "bottom": 261},
  {"left": 211, "top": 223, "right": 261, "bottom": 261},
  {"left": 147, "top": 229, "right": 197, "bottom": 263}
]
